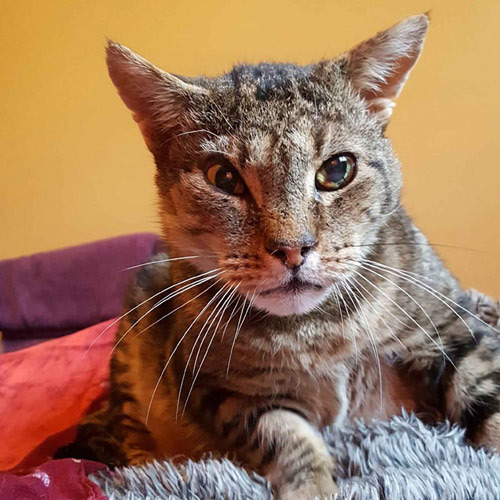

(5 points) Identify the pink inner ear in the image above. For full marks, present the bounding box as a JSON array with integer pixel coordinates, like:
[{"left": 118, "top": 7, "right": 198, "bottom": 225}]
[
  {"left": 360, "top": 41, "right": 423, "bottom": 103},
  {"left": 345, "top": 14, "right": 429, "bottom": 122},
  {"left": 106, "top": 41, "right": 209, "bottom": 153},
  {"left": 133, "top": 112, "right": 156, "bottom": 152}
]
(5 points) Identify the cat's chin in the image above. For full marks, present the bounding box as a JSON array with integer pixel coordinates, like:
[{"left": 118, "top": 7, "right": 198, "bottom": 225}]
[{"left": 252, "top": 288, "right": 329, "bottom": 317}]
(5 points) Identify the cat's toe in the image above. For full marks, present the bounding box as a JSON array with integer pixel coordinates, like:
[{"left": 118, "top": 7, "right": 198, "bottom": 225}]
[{"left": 278, "top": 473, "right": 339, "bottom": 500}]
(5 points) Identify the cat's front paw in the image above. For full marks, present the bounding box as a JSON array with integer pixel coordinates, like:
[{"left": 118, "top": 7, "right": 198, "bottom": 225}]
[
  {"left": 476, "top": 413, "right": 500, "bottom": 452},
  {"left": 125, "top": 449, "right": 156, "bottom": 466},
  {"left": 278, "top": 468, "right": 339, "bottom": 500}
]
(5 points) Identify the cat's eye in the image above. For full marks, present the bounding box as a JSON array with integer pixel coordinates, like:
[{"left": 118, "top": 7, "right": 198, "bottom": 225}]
[
  {"left": 205, "top": 159, "right": 245, "bottom": 195},
  {"left": 316, "top": 153, "right": 357, "bottom": 191}
]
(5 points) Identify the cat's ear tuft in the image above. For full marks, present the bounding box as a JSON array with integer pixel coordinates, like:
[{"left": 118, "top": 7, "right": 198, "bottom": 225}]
[
  {"left": 106, "top": 41, "right": 207, "bottom": 151},
  {"left": 343, "top": 14, "right": 429, "bottom": 124}
]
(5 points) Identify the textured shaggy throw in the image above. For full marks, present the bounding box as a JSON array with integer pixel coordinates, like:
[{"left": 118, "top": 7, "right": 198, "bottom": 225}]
[{"left": 92, "top": 413, "right": 500, "bottom": 499}]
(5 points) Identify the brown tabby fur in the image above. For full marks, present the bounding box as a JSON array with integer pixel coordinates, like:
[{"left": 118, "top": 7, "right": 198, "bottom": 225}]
[{"left": 57, "top": 14, "right": 500, "bottom": 499}]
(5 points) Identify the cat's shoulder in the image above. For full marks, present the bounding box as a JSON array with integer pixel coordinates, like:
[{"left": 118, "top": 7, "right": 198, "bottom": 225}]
[{"left": 125, "top": 252, "right": 172, "bottom": 306}]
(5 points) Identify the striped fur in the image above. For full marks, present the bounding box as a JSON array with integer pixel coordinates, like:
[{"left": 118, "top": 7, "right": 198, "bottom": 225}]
[{"left": 59, "top": 15, "right": 500, "bottom": 499}]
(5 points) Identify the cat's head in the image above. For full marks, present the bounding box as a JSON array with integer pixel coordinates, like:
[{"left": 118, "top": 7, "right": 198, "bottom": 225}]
[{"left": 106, "top": 15, "right": 428, "bottom": 316}]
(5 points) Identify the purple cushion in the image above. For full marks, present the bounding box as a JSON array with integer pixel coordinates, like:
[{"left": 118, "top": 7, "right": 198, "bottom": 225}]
[{"left": 0, "top": 233, "right": 163, "bottom": 348}]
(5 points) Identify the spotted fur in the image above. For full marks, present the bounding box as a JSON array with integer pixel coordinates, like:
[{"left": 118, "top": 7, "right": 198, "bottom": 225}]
[{"left": 59, "top": 14, "right": 500, "bottom": 499}]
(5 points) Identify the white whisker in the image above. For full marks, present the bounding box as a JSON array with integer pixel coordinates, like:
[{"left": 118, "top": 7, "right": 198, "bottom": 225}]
[
  {"left": 220, "top": 294, "right": 243, "bottom": 341},
  {"left": 191, "top": 284, "right": 233, "bottom": 376},
  {"left": 199, "top": 148, "right": 238, "bottom": 159},
  {"left": 226, "top": 289, "right": 256, "bottom": 377},
  {"left": 83, "top": 267, "right": 221, "bottom": 357},
  {"left": 111, "top": 271, "right": 223, "bottom": 354},
  {"left": 337, "top": 281, "right": 360, "bottom": 364},
  {"left": 347, "top": 266, "right": 457, "bottom": 369},
  {"left": 362, "top": 258, "right": 499, "bottom": 334},
  {"left": 349, "top": 275, "right": 407, "bottom": 351},
  {"left": 343, "top": 278, "right": 384, "bottom": 409},
  {"left": 121, "top": 255, "right": 213, "bottom": 272},
  {"left": 136, "top": 272, "right": 223, "bottom": 338},
  {"left": 182, "top": 284, "right": 241, "bottom": 415},
  {"left": 134, "top": 279, "right": 220, "bottom": 339},
  {"left": 145, "top": 277, "right": 226, "bottom": 426},
  {"left": 332, "top": 284, "right": 346, "bottom": 341},
  {"left": 347, "top": 259, "right": 446, "bottom": 356},
  {"left": 360, "top": 259, "right": 485, "bottom": 340},
  {"left": 174, "top": 283, "right": 231, "bottom": 419}
]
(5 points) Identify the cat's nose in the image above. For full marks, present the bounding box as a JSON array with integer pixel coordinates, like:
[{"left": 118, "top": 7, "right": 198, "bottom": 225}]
[{"left": 265, "top": 235, "right": 317, "bottom": 269}]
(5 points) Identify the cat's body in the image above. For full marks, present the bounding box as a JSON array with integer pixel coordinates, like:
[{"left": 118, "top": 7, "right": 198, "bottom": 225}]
[{"left": 58, "top": 14, "right": 500, "bottom": 499}]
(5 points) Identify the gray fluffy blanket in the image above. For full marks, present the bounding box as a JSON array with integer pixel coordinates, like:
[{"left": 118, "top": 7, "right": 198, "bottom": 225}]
[{"left": 92, "top": 412, "right": 500, "bottom": 499}]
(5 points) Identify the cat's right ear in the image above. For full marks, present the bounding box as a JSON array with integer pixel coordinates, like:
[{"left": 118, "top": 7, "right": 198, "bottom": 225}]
[{"left": 106, "top": 41, "right": 207, "bottom": 152}]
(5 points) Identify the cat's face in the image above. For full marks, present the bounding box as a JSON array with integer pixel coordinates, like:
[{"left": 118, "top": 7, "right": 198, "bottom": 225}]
[
  {"left": 107, "top": 15, "right": 428, "bottom": 316},
  {"left": 153, "top": 65, "right": 401, "bottom": 317}
]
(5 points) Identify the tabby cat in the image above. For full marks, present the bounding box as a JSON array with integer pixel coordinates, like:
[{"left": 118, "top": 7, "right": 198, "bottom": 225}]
[{"left": 59, "top": 14, "right": 500, "bottom": 499}]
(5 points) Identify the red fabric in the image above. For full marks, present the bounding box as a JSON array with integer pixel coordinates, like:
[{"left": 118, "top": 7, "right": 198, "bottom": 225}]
[
  {"left": 0, "top": 319, "right": 117, "bottom": 471},
  {"left": 0, "top": 459, "right": 108, "bottom": 500}
]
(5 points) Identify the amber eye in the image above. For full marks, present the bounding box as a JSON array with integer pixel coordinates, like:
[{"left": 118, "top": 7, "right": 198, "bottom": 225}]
[
  {"left": 316, "top": 153, "right": 357, "bottom": 191},
  {"left": 205, "top": 160, "right": 246, "bottom": 195}
]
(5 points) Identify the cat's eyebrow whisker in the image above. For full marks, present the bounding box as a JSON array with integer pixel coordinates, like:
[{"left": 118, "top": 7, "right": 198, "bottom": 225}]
[
  {"left": 359, "top": 258, "right": 499, "bottom": 335},
  {"left": 199, "top": 148, "right": 238, "bottom": 160},
  {"left": 174, "top": 129, "right": 221, "bottom": 139},
  {"left": 161, "top": 128, "right": 223, "bottom": 147},
  {"left": 207, "top": 96, "right": 235, "bottom": 132},
  {"left": 182, "top": 283, "right": 241, "bottom": 416},
  {"left": 344, "top": 264, "right": 457, "bottom": 369},
  {"left": 110, "top": 271, "right": 224, "bottom": 354},
  {"left": 146, "top": 277, "right": 226, "bottom": 426},
  {"left": 83, "top": 267, "right": 221, "bottom": 357}
]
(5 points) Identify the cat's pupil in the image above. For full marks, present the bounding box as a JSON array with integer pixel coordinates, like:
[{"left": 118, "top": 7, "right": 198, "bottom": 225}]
[
  {"left": 216, "top": 167, "right": 237, "bottom": 193},
  {"left": 327, "top": 158, "right": 349, "bottom": 183}
]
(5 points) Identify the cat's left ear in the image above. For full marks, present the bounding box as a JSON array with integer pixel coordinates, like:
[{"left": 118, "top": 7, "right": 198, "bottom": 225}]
[{"left": 342, "top": 14, "right": 429, "bottom": 124}]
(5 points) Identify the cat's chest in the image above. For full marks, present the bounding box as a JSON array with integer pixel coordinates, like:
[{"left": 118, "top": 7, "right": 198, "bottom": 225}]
[{"left": 216, "top": 346, "right": 350, "bottom": 428}]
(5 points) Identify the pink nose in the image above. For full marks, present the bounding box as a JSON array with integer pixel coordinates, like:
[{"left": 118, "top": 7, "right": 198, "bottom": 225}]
[{"left": 265, "top": 236, "right": 317, "bottom": 269}]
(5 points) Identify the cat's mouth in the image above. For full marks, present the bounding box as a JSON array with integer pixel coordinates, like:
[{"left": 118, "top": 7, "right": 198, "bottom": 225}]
[{"left": 259, "top": 278, "right": 324, "bottom": 296}]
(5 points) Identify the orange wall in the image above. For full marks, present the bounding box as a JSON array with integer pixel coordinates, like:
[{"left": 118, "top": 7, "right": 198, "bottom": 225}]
[{"left": 1, "top": 0, "right": 499, "bottom": 297}]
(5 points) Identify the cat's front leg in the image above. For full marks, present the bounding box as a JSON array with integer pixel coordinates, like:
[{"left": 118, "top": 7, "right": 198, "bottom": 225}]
[
  {"left": 217, "top": 405, "right": 337, "bottom": 500},
  {"left": 255, "top": 409, "right": 338, "bottom": 500},
  {"left": 445, "top": 323, "right": 500, "bottom": 451}
]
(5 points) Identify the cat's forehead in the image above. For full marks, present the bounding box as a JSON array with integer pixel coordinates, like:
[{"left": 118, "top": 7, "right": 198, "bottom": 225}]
[
  {"left": 224, "top": 63, "right": 314, "bottom": 99},
  {"left": 189, "top": 62, "right": 374, "bottom": 164},
  {"left": 192, "top": 61, "right": 362, "bottom": 135}
]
